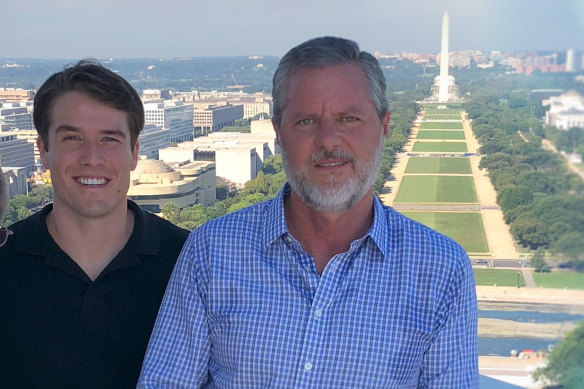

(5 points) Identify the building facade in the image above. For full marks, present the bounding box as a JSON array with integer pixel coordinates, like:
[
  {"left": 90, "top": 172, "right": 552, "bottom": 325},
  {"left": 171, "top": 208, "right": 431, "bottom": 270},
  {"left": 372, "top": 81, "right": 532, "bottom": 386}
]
[
  {"left": 127, "top": 159, "right": 215, "bottom": 213},
  {"left": 192, "top": 104, "right": 244, "bottom": 135},
  {"left": 0, "top": 104, "right": 34, "bottom": 130},
  {"left": 0, "top": 132, "right": 35, "bottom": 174},
  {"left": 144, "top": 101, "right": 194, "bottom": 143},
  {"left": 2, "top": 166, "right": 28, "bottom": 198},
  {"left": 544, "top": 91, "right": 584, "bottom": 130},
  {"left": 0, "top": 88, "right": 35, "bottom": 103},
  {"left": 138, "top": 124, "right": 170, "bottom": 159},
  {"left": 159, "top": 135, "right": 265, "bottom": 186}
]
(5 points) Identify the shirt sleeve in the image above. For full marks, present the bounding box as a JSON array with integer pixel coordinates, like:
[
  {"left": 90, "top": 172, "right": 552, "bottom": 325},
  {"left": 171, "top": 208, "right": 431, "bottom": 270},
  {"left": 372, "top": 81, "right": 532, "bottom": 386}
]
[
  {"left": 419, "top": 249, "right": 479, "bottom": 388},
  {"left": 138, "top": 231, "right": 211, "bottom": 388}
]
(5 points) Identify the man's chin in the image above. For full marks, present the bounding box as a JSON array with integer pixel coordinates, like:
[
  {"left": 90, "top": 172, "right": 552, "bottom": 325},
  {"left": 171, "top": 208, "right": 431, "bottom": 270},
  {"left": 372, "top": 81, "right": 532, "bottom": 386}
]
[{"left": 296, "top": 181, "right": 364, "bottom": 213}]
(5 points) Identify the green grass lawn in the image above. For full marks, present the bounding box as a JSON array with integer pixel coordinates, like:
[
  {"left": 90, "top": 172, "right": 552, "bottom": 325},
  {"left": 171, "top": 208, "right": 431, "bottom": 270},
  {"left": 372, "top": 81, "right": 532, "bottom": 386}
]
[
  {"left": 474, "top": 269, "right": 526, "bottom": 287},
  {"left": 395, "top": 175, "right": 477, "bottom": 203},
  {"left": 417, "top": 130, "right": 465, "bottom": 140},
  {"left": 423, "top": 108, "right": 462, "bottom": 114},
  {"left": 405, "top": 157, "right": 472, "bottom": 174},
  {"left": 424, "top": 114, "right": 461, "bottom": 120},
  {"left": 412, "top": 142, "right": 468, "bottom": 152},
  {"left": 420, "top": 122, "right": 463, "bottom": 130},
  {"left": 403, "top": 212, "right": 489, "bottom": 253},
  {"left": 532, "top": 271, "right": 584, "bottom": 290}
]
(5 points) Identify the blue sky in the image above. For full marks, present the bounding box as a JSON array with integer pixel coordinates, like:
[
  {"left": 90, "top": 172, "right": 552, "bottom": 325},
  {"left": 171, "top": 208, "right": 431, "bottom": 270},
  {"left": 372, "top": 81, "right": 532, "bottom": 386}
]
[{"left": 3, "top": 0, "right": 583, "bottom": 58}]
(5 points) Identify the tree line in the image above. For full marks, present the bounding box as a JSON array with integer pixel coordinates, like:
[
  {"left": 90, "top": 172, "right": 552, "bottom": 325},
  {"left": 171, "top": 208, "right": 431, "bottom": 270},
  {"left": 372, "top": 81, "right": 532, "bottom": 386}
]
[{"left": 464, "top": 91, "right": 584, "bottom": 270}]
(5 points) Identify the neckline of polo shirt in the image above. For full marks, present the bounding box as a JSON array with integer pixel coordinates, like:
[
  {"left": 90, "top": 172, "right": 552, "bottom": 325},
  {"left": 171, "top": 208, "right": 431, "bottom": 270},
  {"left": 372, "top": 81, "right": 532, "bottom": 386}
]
[
  {"left": 91, "top": 200, "right": 161, "bottom": 278},
  {"left": 14, "top": 203, "right": 55, "bottom": 256}
]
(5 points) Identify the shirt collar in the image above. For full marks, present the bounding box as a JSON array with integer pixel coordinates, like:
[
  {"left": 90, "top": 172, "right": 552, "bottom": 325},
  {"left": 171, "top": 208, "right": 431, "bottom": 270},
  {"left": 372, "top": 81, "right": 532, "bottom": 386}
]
[
  {"left": 260, "top": 183, "right": 291, "bottom": 250},
  {"left": 260, "top": 183, "right": 391, "bottom": 260},
  {"left": 13, "top": 200, "right": 159, "bottom": 271},
  {"left": 369, "top": 195, "right": 391, "bottom": 259}
]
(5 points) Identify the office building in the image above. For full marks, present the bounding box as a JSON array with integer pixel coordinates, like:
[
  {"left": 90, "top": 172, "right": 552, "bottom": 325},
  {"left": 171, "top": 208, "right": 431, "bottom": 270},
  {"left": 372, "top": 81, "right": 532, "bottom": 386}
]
[
  {"left": 144, "top": 101, "right": 194, "bottom": 143},
  {"left": 238, "top": 95, "right": 273, "bottom": 119},
  {"left": 192, "top": 104, "right": 244, "bottom": 135},
  {"left": 0, "top": 104, "right": 34, "bottom": 130},
  {"left": 142, "top": 89, "right": 170, "bottom": 100},
  {"left": 0, "top": 132, "right": 35, "bottom": 174},
  {"left": 0, "top": 88, "right": 35, "bottom": 103},
  {"left": 138, "top": 124, "right": 170, "bottom": 159},
  {"left": 159, "top": 135, "right": 265, "bottom": 186}
]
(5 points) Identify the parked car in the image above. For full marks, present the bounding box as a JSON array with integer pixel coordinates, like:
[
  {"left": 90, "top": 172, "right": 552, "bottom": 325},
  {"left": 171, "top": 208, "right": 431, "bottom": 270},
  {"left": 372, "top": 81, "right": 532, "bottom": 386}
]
[{"left": 476, "top": 259, "right": 488, "bottom": 264}]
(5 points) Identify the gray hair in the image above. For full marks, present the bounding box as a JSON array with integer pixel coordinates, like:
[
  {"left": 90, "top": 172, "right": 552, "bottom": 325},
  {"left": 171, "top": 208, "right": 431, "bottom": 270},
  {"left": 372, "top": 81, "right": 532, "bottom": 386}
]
[{"left": 272, "top": 36, "right": 388, "bottom": 127}]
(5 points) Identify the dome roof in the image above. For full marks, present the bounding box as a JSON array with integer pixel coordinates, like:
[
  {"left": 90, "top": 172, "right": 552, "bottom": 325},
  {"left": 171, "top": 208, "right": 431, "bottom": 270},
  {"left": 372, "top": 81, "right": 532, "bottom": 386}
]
[{"left": 133, "top": 159, "right": 175, "bottom": 174}]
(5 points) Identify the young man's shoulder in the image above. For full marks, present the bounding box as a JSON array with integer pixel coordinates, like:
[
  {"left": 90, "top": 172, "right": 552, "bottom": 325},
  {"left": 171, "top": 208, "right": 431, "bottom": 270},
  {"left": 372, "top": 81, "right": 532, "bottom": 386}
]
[{"left": 133, "top": 204, "right": 190, "bottom": 247}]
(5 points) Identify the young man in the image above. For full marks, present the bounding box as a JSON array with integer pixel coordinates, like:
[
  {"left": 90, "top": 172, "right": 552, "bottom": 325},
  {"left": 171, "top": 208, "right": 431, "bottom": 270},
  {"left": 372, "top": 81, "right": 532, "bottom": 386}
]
[
  {"left": 139, "top": 37, "right": 478, "bottom": 388},
  {"left": 0, "top": 60, "right": 189, "bottom": 389}
]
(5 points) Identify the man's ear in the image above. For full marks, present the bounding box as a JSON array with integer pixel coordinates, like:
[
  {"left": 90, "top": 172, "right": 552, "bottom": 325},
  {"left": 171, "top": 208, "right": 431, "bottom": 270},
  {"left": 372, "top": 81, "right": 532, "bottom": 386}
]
[
  {"left": 37, "top": 136, "right": 50, "bottom": 169},
  {"left": 272, "top": 118, "right": 281, "bottom": 145},
  {"left": 382, "top": 110, "right": 391, "bottom": 138},
  {"left": 130, "top": 140, "right": 140, "bottom": 171}
]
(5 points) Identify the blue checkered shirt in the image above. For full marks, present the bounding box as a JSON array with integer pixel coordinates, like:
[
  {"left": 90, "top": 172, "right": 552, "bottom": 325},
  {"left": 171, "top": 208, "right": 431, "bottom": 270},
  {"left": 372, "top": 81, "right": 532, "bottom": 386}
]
[{"left": 139, "top": 185, "right": 478, "bottom": 388}]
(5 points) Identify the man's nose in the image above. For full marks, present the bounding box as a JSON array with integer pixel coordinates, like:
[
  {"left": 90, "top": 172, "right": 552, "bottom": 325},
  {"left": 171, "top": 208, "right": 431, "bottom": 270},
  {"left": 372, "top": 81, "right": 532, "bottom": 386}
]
[
  {"left": 314, "top": 118, "right": 342, "bottom": 150},
  {"left": 79, "top": 141, "right": 105, "bottom": 165}
]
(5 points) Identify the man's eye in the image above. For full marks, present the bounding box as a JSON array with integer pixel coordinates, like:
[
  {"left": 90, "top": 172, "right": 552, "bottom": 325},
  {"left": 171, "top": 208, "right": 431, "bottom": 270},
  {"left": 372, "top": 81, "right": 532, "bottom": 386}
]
[
  {"left": 62, "top": 135, "right": 81, "bottom": 141},
  {"left": 297, "top": 119, "right": 313, "bottom": 125},
  {"left": 103, "top": 136, "right": 119, "bottom": 142},
  {"left": 342, "top": 116, "right": 357, "bottom": 123}
]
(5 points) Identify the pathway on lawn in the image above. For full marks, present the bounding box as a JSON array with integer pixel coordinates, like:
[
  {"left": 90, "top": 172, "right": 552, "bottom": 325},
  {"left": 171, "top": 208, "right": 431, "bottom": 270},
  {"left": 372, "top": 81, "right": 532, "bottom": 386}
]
[
  {"left": 380, "top": 110, "right": 520, "bottom": 260},
  {"left": 521, "top": 268, "right": 536, "bottom": 288}
]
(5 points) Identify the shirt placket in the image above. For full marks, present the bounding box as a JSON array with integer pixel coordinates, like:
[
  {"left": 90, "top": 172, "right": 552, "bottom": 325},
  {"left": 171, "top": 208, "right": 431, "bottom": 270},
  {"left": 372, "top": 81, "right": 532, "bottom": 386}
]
[{"left": 294, "top": 250, "right": 353, "bottom": 388}]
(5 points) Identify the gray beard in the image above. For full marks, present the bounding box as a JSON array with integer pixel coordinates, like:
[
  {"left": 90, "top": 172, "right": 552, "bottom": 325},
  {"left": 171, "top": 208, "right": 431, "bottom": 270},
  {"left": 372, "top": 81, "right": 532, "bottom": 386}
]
[{"left": 281, "top": 134, "right": 384, "bottom": 213}]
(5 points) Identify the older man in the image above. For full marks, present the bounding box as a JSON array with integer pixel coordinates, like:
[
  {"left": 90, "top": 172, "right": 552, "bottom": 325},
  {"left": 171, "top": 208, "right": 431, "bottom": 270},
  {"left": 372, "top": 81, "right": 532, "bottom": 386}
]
[
  {"left": 0, "top": 60, "right": 188, "bottom": 389},
  {"left": 139, "top": 37, "right": 478, "bottom": 388}
]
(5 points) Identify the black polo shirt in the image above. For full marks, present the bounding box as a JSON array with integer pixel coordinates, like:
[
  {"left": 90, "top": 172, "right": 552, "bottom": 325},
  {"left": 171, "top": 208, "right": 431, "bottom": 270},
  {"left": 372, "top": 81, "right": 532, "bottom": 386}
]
[{"left": 0, "top": 200, "right": 189, "bottom": 389}]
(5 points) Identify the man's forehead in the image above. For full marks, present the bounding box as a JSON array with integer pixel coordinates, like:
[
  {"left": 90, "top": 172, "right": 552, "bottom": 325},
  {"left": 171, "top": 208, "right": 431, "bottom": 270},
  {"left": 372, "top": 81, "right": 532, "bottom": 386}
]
[{"left": 48, "top": 91, "right": 130, "bottom": 131}]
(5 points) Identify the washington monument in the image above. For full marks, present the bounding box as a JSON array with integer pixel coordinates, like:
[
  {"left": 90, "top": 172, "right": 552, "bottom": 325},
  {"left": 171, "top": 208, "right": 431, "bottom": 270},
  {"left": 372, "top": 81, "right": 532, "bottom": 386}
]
[{"left": 431, "top": 12, "right": 459, "bottom": 102}]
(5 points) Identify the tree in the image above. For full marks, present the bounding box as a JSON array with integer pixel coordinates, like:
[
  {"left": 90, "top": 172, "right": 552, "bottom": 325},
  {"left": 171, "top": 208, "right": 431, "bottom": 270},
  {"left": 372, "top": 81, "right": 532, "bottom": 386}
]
[
  {"left": 552, "top": 232, "right": 584, "bottom": 271},
  {"left": 262, "top": 155, "right": 283, "bottom": 175},
  {"left": 533, "top": 320, "right": 584, "bottom": 388},
  {"left": 161, "top": 203, "right": 180, "bottom": 225},
  {"left": 497, "top": 186, "right": 534, "bottom": 211},
  {"left": 530, "top": 248, "right": 550, "bottom": 273}
]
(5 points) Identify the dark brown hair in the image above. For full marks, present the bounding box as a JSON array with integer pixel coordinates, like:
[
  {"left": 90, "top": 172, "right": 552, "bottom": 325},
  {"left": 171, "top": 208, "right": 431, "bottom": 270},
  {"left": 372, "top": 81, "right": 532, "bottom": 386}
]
[{"left": 33, "top": 58, "right": 144, "bottom": 151}]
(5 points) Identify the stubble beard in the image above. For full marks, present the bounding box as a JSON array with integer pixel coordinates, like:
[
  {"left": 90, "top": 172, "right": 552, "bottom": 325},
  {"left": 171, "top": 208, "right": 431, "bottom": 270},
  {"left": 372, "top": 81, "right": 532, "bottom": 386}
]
[{"left": 282, "top": 134, "right": 384, "bottom": 213}]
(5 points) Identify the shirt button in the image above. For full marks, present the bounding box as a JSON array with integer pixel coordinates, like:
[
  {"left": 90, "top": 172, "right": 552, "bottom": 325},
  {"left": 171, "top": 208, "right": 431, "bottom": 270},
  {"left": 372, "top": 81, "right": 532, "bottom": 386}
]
[
  {"left": 314, "top": 309, "right": 323, "bottom": 317},
  {"left": 304, "top": 362, "right": 313, "bottom": 371}
]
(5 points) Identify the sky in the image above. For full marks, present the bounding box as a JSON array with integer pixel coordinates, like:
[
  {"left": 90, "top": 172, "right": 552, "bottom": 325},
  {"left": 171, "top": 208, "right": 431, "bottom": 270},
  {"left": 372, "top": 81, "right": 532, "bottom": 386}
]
[{"left": 2, "top": 0, "right": 583, "bottom": 59}]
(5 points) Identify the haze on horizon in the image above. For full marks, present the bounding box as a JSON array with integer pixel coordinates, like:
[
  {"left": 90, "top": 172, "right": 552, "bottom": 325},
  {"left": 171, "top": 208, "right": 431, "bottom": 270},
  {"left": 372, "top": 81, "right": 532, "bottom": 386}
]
[{"left": 2, "top": 0, "right": 583, "bottom": 59}]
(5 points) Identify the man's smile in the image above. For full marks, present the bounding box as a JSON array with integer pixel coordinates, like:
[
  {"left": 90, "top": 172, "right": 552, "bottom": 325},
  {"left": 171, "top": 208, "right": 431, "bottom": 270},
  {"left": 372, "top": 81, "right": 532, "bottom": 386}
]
[{"left": 75, "top": 177, "right": 109, "bottom": 186}]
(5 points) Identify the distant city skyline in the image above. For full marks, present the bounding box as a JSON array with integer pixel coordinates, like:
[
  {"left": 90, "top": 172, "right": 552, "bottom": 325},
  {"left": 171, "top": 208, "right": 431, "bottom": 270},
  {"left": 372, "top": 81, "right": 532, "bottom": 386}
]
[{"left": 2, "top": 0, "right": 583, "bottom": 59}]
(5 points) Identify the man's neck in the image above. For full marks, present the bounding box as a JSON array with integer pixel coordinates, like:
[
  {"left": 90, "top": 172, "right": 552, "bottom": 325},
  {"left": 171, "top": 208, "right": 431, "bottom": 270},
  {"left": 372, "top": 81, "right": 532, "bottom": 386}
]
[
  {"left": 46, "top": 201, "right": 135, "bottom": 281},
  {"left": 284, "top": 189, "right": 375, "bottom": 275}
]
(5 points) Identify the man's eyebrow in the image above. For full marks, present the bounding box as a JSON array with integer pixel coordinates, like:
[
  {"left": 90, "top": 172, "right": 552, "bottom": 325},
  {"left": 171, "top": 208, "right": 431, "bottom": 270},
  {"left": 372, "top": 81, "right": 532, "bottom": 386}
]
[
  {"left": 54, "top": 125, "right": 80, "bottom": 133},
  {"left": 54, "top": 126, "right": 127, "bottom": 139},
  {"left": 101, "top": 129, "right": 127, "bottom": 139}
]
